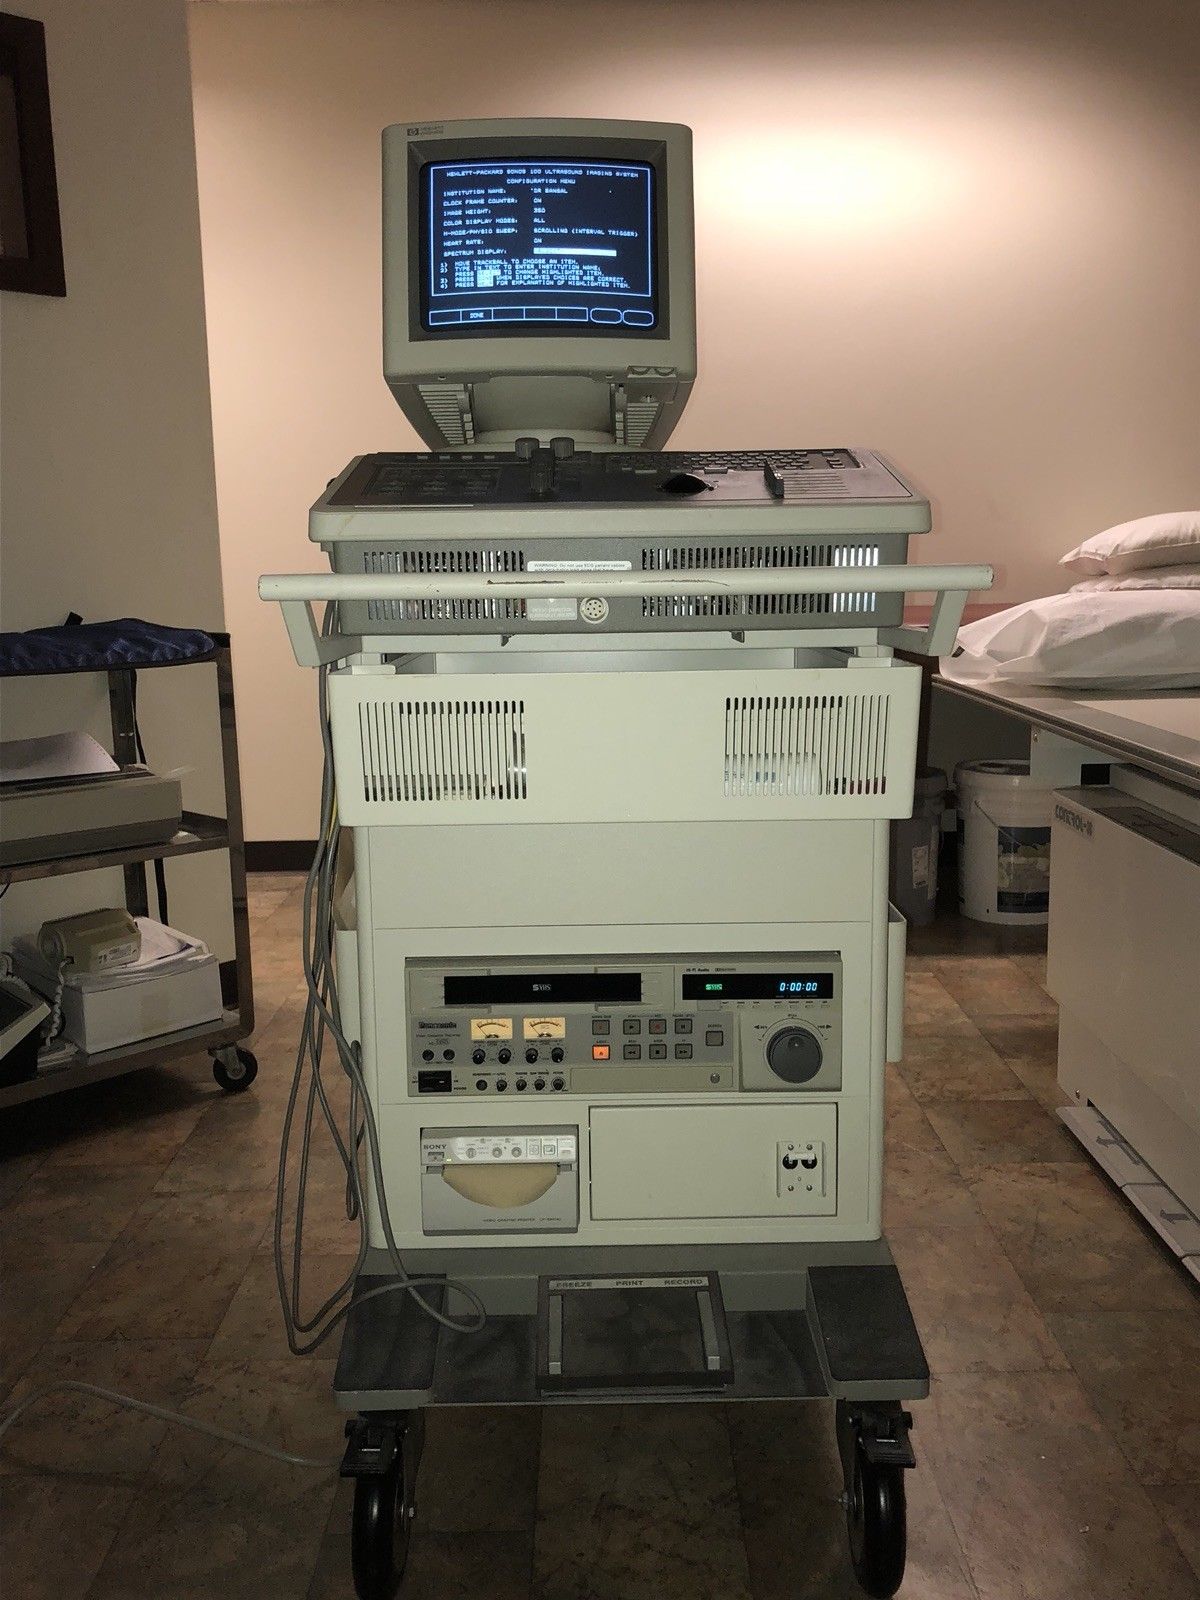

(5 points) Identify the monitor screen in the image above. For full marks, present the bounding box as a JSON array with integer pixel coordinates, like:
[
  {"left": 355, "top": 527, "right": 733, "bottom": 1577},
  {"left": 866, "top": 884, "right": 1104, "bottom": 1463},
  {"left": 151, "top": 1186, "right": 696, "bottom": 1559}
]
[{"left": 420, "top": 158, "right": 658, "bottom": 335}]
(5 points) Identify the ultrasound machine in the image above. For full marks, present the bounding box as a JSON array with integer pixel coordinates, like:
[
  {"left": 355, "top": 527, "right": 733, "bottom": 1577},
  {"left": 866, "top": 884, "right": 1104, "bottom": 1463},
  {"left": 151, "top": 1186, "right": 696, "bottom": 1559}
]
[{"left": 260, "top": 117, "right": 992, "bottom": 1600}]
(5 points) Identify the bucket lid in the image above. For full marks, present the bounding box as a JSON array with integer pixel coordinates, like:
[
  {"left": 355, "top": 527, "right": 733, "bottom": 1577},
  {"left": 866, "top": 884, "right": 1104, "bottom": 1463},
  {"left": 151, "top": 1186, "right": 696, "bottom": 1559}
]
[{"left": 955, "top": 759, "right": 1051, "bottom": 791}]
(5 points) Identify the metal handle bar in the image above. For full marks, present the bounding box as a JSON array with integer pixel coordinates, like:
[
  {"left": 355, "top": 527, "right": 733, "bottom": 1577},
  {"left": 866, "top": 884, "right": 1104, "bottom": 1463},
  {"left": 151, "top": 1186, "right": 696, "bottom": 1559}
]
[
  {"left": 260, "top": 564, "right": 992, "bottom": 603},
  {"left": 259, "top": 563, "right": 993, "bottom": 667}
]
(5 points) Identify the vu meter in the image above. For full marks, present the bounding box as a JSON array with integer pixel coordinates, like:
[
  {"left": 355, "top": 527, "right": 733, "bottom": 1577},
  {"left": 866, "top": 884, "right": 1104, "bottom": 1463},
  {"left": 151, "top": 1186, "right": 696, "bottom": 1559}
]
[
  {"left": 470, "top": 1018, "right": 514, "bottom": 1041},
  {"left": 524, "top": 1016, "right": 567, "bottom": 1040}
]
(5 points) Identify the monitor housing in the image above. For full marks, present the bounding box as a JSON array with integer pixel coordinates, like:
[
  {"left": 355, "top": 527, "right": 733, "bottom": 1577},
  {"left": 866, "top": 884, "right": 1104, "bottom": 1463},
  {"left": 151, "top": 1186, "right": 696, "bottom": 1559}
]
[{"left": 383, "top": 118, "right": 696, "bottom": 451}]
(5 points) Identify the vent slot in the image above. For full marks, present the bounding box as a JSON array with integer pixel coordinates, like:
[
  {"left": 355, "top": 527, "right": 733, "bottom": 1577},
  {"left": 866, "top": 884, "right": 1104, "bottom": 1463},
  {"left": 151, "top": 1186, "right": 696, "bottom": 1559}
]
[
  {"left": 362, "top": 547, "right": 527, "bottom": 624},
  {"left": 623, "top": 399, "right": 661, "bottom": 447},
  {"left": 640, "top": 542, "right": 881, "bottom": 619},
  {"left": 773, "top": 469, "right": 855, "bottom": 498},
  {"left": 724, "top": 693, "right": 890, "bottom": 798},
  {"left": 357, "top": 699, "right": 528, "bottom": 804},
  {"left": 418, "top": 383, "right": 475, "bottom": 446}
]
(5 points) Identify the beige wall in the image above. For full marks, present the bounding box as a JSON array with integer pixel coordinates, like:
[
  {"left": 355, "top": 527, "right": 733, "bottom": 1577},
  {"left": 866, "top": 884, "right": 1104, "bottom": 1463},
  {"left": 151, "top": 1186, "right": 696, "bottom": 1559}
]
[
  {"left": 0, "top": 0, "right": 231, "bottom": 953},
  {"left": 189, "top": 0, "right": 1200, "bottom": 841}
]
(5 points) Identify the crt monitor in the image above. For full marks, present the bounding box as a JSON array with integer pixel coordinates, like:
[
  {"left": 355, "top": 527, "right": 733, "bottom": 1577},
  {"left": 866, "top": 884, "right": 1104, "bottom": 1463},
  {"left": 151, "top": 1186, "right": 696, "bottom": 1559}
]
[{"left": 382, "top": 118, "right": 696, "bottom": 452}]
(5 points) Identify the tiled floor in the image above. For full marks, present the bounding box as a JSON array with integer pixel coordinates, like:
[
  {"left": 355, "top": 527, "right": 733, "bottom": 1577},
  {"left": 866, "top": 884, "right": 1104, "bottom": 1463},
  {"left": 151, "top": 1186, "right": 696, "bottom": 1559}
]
[{"left": 2, "top": 875, "right": 1199, "bottom": 1599}]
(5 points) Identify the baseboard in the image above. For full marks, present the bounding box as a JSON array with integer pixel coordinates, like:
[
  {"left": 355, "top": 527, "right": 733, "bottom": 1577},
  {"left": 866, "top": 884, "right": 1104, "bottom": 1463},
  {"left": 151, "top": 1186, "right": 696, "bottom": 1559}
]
[{"left": 246, "top": 840, "right": 317, "bottom": 872}]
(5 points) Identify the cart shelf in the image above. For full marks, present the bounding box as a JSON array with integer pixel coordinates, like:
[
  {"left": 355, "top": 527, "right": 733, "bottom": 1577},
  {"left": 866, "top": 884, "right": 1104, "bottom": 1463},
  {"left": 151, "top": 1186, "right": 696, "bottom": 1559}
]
[
  {"left": 0, "top": 1009, "right": 247, "bottom": 1109},
  {"left": 2, "top": 811, "right": 231, "bottom": 884},
  {"left": 0, "top": 634, "right": 255, "bottom": 1106}
]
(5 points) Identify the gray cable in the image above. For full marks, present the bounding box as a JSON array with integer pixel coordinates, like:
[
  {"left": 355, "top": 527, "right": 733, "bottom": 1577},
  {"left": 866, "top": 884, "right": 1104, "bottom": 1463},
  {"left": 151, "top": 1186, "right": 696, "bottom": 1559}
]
[
  {"left": 45, "top": 958, "right": 70, "bottom": 1041},
  {"left": 0, "top": 1382, "right": 337, "bottom": 1470},
  {"left": 272, "top": 601, "right": 486, "bottom": 1353}
]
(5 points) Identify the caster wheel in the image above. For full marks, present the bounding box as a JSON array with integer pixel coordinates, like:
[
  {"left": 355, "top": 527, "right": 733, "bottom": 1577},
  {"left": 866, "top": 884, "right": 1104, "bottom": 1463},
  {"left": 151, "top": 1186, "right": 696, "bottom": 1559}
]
[
  {"left": 845, "top": 1438, "right": 907, "bottom": 1598},
  {"left": 351, "top": 1452, "right": 414, "bottom": 1600},
  {"left": 212, "top": 1046, "right": 258, "bottom": 1093}
]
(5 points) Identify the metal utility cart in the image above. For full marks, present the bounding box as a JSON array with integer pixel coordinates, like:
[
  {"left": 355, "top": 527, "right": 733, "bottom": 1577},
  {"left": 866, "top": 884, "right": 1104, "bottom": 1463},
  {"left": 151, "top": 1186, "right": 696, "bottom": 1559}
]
[
  {"left": 260, "top": 106, "right": 992, "bottom": 1600},
  {"left": 263, "top": 557, "right": 989, "bottom": 1600},
  {"left": 0, "top": 630, "right": 256, "bottom": 1107}
]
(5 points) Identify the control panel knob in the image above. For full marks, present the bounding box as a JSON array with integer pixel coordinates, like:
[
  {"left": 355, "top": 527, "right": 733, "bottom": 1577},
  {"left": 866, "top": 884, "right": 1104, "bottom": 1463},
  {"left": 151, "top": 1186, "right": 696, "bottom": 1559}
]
[
  {"left": 495, "top": 1078, "right": 508, "bottom": 1092},
  {"left": 525, "top": 1047, "right": 539, "bottom": 1065},
  {"left": 515, "top": 1077, "right": 528, "bottom": 1092},
  {"left": 471, "top": 1047, "right": 486, "bottom": 1066},
  {"left": 550, "top": 1046, "right": 565, "bottom": 1064},
  {"left": 765, "top": 1025, "right": 824, "bottom": 1084},
  {"left": 497, "top": 1047, "right": 512, "bottom": 1065}
]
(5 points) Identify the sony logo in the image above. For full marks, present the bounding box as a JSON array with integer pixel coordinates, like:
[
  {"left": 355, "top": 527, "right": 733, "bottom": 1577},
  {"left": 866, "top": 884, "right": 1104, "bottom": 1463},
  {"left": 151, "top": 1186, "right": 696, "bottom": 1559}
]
[{"left": 1054, "top": 803, "right": 1093, "bottom": 838}]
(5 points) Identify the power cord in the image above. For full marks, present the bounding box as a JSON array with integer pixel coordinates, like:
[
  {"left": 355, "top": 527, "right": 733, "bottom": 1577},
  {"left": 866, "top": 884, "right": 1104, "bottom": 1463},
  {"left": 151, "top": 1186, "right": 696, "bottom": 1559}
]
[
  {"left": 271, "top": 602, "right": 486, "bottom": 1352},
  {"left": 0, "top": 1382, "right": 336, "bottom": 1469}
]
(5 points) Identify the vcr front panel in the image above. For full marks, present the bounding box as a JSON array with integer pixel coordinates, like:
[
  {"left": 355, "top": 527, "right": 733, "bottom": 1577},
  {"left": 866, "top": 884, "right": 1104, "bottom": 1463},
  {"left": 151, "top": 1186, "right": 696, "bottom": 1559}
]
[{"left": 406, "top": 954, "right": 843, "bottom": 1098}]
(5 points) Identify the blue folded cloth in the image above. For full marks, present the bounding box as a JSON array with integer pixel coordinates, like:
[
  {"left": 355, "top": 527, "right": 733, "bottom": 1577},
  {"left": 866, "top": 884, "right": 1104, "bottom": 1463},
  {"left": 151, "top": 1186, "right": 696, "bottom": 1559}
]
[{"left": 0, "top": 618, "right": 216, "bottom": 677}]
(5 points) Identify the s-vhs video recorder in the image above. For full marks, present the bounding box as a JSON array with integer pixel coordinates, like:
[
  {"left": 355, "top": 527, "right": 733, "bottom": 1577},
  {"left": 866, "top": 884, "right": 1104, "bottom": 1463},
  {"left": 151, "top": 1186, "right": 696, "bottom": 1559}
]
[{"left": 406, "top": 954, "right": 843, "bottom": 1098}]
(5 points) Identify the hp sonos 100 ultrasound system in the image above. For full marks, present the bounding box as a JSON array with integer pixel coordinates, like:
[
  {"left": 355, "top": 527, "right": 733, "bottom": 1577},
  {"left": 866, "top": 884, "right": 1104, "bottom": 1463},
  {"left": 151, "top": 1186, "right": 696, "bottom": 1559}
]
[{"left": 261, "top": 117, "right": 992, "bottom": 1600}]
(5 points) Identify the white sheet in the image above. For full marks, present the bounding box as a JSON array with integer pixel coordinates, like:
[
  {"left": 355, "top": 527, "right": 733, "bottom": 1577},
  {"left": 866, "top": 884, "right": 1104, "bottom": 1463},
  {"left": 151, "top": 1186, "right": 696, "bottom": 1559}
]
[{"left": 942, "top": 590, "right": 1200, "bottom": 691}]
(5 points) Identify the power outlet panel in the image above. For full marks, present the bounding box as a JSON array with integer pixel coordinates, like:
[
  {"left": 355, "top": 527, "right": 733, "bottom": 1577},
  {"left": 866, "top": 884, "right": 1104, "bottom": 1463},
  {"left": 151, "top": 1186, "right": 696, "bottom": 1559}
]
[{"left": 778, "top": 1139, "right": 829, "bottom": 1209}]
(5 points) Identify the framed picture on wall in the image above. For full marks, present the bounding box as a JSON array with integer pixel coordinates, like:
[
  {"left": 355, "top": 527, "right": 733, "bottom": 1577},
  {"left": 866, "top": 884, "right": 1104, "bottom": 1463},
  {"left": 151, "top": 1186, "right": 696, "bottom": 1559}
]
[{"left": 0, "top": 10, "right": 65, "bottom": 296}]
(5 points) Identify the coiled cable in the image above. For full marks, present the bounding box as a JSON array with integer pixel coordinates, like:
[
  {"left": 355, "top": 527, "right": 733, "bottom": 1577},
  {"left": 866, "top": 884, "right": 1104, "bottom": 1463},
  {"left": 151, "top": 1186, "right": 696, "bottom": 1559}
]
[{"left": 271, "top": 603, "right": 486, "bottom": 1352}]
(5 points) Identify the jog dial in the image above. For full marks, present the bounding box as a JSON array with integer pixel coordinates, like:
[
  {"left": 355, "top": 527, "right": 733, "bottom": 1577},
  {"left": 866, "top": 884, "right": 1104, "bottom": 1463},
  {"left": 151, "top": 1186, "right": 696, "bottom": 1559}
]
[{"left": 764, "top": 1025, "right": 824, "bottom": 1085}]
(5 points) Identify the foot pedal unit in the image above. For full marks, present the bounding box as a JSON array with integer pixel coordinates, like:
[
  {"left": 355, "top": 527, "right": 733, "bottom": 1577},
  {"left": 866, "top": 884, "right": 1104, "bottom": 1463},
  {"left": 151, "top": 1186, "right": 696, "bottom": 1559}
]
[{"left": 536, "top": 1271, "right": 734, "bottom": 1394}]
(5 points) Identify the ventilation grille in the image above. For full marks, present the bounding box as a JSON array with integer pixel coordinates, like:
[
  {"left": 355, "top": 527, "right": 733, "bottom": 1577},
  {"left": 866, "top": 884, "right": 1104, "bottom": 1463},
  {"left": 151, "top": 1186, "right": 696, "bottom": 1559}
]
[
  {"left": 724, "top": 693, "right": 890, "bottom": 797},
  {"left": 418, "top": 383, "right": 475, "bottom": 446},
  {"left": 362, "top": 548, "right": 527, "bottom": 624},
  {"left": 641, "top": 542, "right": 881, "bottom": 618},
  {"left": 623, "top": 399, "right": 661, "bottom": 447},
  {"left": 774, "top": 469, "right": 855, "bottom": 499},
  {"left": 357, "top": 699, "right": 527, "bottom": 803}
]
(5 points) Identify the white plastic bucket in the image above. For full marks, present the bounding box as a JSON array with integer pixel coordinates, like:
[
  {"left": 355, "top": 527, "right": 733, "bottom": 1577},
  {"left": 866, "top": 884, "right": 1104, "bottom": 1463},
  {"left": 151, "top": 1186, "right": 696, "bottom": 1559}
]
[{"left": 955, "top": 760, "right": 1053, "bottom": 924}]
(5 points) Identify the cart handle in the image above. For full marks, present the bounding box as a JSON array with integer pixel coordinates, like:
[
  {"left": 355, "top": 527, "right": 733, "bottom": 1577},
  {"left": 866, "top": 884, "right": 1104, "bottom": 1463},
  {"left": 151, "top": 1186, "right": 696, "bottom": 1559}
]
[{"left": 258, "top": 563, "right": 994, "bottom": 667}]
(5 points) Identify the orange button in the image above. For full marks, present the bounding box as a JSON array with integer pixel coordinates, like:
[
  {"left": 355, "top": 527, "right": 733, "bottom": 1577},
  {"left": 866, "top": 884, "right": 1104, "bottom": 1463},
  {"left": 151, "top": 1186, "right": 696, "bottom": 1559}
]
[{"left": 592, "top": 1044, "right": 610, "bottom": 1061}]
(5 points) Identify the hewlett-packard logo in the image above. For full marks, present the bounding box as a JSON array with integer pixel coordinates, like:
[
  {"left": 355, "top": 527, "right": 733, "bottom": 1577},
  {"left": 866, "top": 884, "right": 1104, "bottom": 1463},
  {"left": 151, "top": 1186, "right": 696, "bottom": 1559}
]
[
  {"left": 407, "top": 124, "right": 444, "bottom": 136},
  {"left": 1054, "top": 803, "right": 1093, "bottom": 838}
]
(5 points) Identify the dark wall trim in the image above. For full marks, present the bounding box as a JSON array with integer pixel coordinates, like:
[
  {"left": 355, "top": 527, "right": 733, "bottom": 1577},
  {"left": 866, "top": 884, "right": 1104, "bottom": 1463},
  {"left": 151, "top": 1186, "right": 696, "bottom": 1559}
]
[
  {"left": 0, "top": 13, "right": 66, "bottom": 297},
  {"left": 246, "top": 840, "right": 317, "bottom": 872}
]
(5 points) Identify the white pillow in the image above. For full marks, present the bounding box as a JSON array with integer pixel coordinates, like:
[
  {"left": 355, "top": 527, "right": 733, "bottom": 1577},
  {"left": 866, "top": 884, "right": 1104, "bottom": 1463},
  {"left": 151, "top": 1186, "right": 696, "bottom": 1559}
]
[
  {"left": 1060, "top": 511, "right": 1200, "bottom": 576},
  {"left": 1071, "top": 564, "right": 1200, "bottom": 593},
  {"left": 941, "top": 589, "right": 1200, "bottom": 690}
]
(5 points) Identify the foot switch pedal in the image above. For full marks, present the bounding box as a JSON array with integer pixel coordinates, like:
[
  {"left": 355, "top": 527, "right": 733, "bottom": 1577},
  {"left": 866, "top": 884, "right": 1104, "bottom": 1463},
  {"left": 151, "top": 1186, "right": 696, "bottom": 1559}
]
[{"left": 536, "top": 1271, "right": 733, "bottom": 1394}]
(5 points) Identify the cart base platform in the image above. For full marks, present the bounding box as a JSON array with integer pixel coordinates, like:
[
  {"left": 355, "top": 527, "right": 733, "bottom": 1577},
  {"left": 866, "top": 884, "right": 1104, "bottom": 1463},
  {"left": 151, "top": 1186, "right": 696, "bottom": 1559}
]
[{"left": 333, "top": 1240, "right": 929, "bottom": 1410}]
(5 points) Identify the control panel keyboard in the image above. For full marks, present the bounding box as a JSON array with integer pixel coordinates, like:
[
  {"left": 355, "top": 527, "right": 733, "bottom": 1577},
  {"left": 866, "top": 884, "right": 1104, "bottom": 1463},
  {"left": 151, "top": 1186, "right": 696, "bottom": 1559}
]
[{"left": 325, "top": 446, "right": 916, "bottom": 511}]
